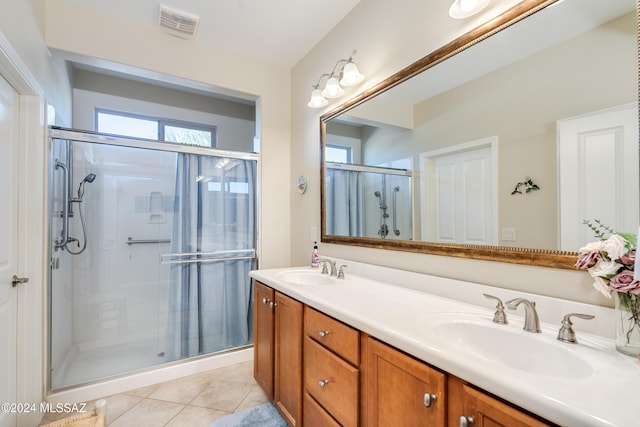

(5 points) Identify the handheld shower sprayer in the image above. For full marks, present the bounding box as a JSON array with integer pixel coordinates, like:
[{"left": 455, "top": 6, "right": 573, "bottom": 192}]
[{"left": 77, "top": 173, "right": 97, "bottom": 199}]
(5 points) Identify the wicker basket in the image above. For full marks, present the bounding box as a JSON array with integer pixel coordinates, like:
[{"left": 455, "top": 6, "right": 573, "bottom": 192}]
[{"left": 41, "top": 399, "right": 106, "bottom": 427}]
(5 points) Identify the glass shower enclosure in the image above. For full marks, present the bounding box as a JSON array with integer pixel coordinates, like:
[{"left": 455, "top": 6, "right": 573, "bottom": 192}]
[
  {"left": 48, "top": 128, "right": 258, "bottom": 390},
  {"left": 325, "top": 163, "right": 413, "bottom": 240}
]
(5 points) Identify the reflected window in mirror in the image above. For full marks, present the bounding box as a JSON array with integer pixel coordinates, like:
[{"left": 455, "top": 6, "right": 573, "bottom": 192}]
[{"left": 326, "top": 144, "right": 352, "bottom": 164}]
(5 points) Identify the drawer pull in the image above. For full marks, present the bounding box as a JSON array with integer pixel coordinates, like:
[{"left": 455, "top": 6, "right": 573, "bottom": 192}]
[
  {"left": 459, "top": 416, "right": 474, "bottom": 427},
  {"left": 423, "top": 393, "right": 437, "bottom": 408},
  {"left": 317, "top": 330, "right": 330, "bottom": 338},
  {"left": 269, "top": 301, "right": 276, "bottom": 309},
  {"left": 317, "top": 379, "right": 331, "bottom": 387},
  {"left": 261, "top": 297, "right": 269, "bottom": 304}
]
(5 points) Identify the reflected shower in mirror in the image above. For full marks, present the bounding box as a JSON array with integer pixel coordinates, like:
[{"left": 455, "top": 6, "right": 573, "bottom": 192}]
[{"left": 321, "top": 0, "right": 638, "bottom": 268}]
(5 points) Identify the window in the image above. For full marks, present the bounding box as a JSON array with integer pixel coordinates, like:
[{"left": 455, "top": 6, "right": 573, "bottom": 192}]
[
  {"left": 96, "top": 109, "right": 217, "bottom": 148},
  {"left": 326, "top": 144, "right": 352, "bottom": 163}
]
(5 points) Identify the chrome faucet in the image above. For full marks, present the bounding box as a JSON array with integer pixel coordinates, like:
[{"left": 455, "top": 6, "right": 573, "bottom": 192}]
[
  {"left": 557, "top": 313, "right": 595, "bottom": 343},
  {"left": 317, "top": 257, "right": 337, "bottom": 276},
  {"left": 337, "top": 265, "right": 347, "bottom": 279},
  {"left": 505, "top": 298, "right": 541, "bottom": 333}
]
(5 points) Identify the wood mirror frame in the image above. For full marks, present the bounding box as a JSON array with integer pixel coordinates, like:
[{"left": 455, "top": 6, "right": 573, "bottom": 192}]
[{"left": 320, "top": 0, "right": 639, "bottom": 270}]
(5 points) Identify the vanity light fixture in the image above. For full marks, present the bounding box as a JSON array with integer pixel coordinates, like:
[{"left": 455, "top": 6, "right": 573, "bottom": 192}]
[
  {"left": 449, "top": 0, "right": 491, "bottom": 19},
  {"left": 307, "top": 51, "right": 364, "bottom": 108}
]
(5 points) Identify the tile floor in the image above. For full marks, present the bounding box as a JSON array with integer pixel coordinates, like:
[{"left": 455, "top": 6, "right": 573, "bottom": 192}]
[{"left": 39, "top": 361, "right": 269, "bottom": 427}]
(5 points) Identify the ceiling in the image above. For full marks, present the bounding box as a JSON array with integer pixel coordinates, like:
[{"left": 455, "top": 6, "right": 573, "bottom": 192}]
[{"left": 63, "top": 0, "right": 362, "bottom": 69}]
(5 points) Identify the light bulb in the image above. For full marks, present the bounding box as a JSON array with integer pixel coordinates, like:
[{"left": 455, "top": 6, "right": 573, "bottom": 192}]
[
  {"left": 449, "top": 0, "right": 490, "bottom": 19},
  {"left": 460, "top": 0, "right": 477, "bottom": 12},
  {"left": 340, "top": 62, "right": 364, "bottom": 86},
  {"left": 321, "top": 76, "right": 344, "bottom": 99},
  {"left": 307, "top": 88, "right": 328, "bottom": 108}
]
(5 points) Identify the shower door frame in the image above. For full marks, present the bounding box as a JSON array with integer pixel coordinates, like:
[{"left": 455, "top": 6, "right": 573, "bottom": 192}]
[{"left": 46, "top": 126, "right": 260, "bottom": 392}]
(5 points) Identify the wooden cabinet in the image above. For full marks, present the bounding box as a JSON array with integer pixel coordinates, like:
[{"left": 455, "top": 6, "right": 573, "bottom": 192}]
[
  {"left": 448, "top": 376, "right": 552, "bottom": 427},
  {"left": 274, "top": 291, "right": 303, "bottom": 426},
  {"left": 304, "top": 306, "right": 359, "bottom": 365},
  {"left": 303, "top": 392, "right": 341, "bottom": 427},
  {"left": 362, "top": 336, "right": 446, "bottom": 427},
  {"left": 253, "top": 282, "right": 554, "bottom": 427},
  {"left": 303, "top": 306, "right": 360, "bottom": 427},
  {"left": 253, "top": 281, "right": 275, "bottom": 399},
  {"left": 253, "top": 282, "right": 303, "bottom": 426}
]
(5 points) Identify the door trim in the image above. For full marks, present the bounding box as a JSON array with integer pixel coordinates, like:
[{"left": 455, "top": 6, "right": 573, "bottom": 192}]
[
  {"left": 0, "top": 28, "right": 46, "bottom": 427},
  {"left": 419, "top": 136, "right": 498, "bottom": 243}
]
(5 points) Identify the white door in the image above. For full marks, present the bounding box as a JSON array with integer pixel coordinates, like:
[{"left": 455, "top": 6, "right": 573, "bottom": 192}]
[
  {"left": 558, "top": 103, "right": 639, "bottom": 250},
  {"left": 0, "top": 75, "right": 19, "bottom": 427},
  {"left": 421, "top": 137, "right": 497, "bottom": 244}
]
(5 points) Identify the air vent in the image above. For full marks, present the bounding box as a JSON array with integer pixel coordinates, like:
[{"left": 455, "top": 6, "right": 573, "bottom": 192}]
[{"left": 159, "top": 5, "right": 199, "bottom": 39}]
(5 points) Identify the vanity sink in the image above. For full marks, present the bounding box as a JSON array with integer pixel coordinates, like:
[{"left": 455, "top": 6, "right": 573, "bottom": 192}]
[
  {"left": 422, "top": 313, "right": 594, "bottom": 379},
  {"left": 276, "top": 269, "right": 337, "bottom": 286}
]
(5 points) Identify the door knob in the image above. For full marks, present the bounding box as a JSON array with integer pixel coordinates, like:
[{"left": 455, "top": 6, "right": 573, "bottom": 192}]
[{"left": 11, "top": 275, "right": 29, "bottom": 287}]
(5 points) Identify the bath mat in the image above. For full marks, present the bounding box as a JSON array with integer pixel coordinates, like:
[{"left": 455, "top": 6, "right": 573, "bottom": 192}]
[{"left": 211, "top": 403, "right": 287, "bottom": 427}]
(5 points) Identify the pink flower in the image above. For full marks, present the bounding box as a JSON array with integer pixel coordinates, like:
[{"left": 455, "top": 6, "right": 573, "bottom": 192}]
[
  {"left": 620, "top": 250, "right": 636, "bottom": 266},
  {"left": 609, "top": 270, "right": 640, "bottom": 294},
  {"left": 575, "top": 251, "right": 599, "bottom": 269}
]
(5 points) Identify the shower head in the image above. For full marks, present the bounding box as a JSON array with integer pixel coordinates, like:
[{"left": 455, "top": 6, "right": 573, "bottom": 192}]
[
  {"left": 374, "top": 191, "right": 381, "bottom": 197},
  {"left": 77, "top": 173, "right": 97, "bottom": 198}
]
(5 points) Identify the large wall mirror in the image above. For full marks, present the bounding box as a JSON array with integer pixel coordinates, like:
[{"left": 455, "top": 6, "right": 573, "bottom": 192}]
[{"left": 320, "top": 0, "right": 638, "bottom": 269}]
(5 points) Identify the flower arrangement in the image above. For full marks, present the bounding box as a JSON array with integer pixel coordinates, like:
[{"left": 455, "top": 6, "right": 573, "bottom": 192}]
[
  {"left": 575, "top": 220, "right": 639, "bottom": 297},
  {"left": 575, "top": 220, "right": 640, "bottom": 355}
]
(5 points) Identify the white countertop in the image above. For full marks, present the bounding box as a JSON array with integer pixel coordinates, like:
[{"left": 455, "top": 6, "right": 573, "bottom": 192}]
[{"left": 250, "top": 262, "right": 640, "bottom": 427}]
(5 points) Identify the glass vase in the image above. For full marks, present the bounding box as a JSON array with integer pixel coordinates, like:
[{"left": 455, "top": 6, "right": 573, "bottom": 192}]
[{"left": 614, "top": 292, "right": 640, "bottom": 357}]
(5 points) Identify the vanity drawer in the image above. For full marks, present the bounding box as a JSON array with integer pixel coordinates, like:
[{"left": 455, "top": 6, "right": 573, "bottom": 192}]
[
  {"left": 305, "top": 306, "right": 360, "bottom": 365},
  {"left": 303, "top": 392, "right": 341, "bottom": 427},
  {"left": 304, "top": 336, "right": 359, "bottom": 427}
]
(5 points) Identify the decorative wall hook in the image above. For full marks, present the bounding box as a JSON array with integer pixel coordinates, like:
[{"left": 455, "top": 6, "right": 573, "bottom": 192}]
[{"left": 511, "top": 177, "right": 540, "bottom": 195}]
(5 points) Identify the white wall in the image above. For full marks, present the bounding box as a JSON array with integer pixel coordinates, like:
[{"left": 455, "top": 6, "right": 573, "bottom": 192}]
[{"left": 291, "top": 0, "right": 609, "bottom": 306}]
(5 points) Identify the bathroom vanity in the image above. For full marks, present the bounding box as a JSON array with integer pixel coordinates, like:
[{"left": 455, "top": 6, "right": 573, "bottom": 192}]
[{"left": 250, "top": 260, "right": 640, "bottom": 426}]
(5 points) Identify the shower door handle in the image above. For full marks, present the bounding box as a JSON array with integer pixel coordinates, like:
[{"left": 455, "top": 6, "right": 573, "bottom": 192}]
[{"left": 11, "top": 275, "right": 29, "bottom": 287}]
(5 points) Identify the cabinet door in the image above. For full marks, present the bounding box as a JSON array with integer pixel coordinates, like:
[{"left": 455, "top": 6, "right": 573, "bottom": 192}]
[
  {"left": 253, "top": 281, "right": 275, "bottom": 400},
  {"left": 364, "top": 337, "right": 446, "bottom": 427},
  {"left": 274, "top": 292, "right": 303, "bottom": 426},
  {"left": 304, "top": 336, "right": 359, "bottom": 427},
  {"left": 448, "top": 376, "right": 551, "bottom": 427}
]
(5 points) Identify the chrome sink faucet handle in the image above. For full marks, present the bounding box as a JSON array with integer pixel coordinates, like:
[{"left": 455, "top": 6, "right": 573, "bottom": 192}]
[
  {"left": 320, "top": 261, "right": 329, "bottom": 275},
  {"left": 557, "top": 313, "right": 595, "bottom": 343},
  {"left": 483, "top": 294, "right": 508, "bottom": 325},
  {"left": 317, "top": 257, "right": 337, "bottom": 276},
  {"left": 337, "top": 265, "right": 348, "bottom": 279},
  {"left": 505, "top": 298, "right": 541, "bottom": 333}
]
